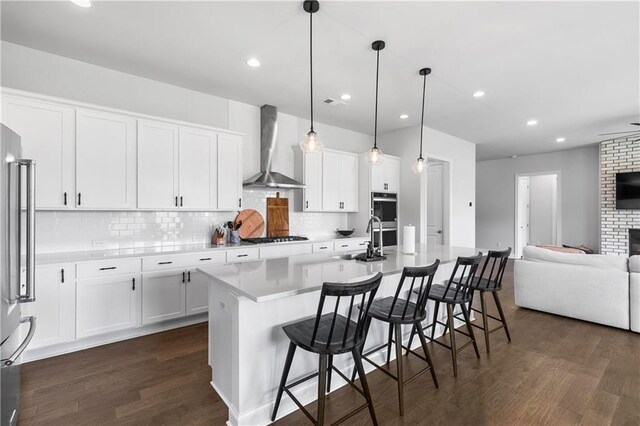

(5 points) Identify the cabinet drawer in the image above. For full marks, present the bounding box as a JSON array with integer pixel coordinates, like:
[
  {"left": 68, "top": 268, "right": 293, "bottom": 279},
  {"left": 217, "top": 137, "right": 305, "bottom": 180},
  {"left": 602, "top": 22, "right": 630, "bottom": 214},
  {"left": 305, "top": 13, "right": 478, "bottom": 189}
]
[
  {"left": 334, "top": 239, "right": 369, "bottom": 252},
  {"left": 77, "top": 258, "right": 141, "bottom": 279},
  {"left": 312, "top": 242, "right": 335, "bottom": 253},
  {"left": 142, "top": 250, "right": 227, "bottom": 271},
  {"left": 260, "top": 243, "right": 312, "bottom": 259},
  {"left": 226, "top": 247, "right": 259, "bottom": 263},
  {"left": 183, "top": 251, "right": 227, "bottom": 266}
]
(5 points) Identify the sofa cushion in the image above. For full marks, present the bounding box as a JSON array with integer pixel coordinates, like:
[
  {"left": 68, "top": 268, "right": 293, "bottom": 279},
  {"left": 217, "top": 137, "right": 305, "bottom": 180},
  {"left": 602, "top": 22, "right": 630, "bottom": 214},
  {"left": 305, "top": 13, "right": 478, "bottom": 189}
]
[
  {"left": 522, "top": 246, "right": 629, "bottom": 272},
  {"left": 630, "top": 256, "right": 640, "bottom": 273}
]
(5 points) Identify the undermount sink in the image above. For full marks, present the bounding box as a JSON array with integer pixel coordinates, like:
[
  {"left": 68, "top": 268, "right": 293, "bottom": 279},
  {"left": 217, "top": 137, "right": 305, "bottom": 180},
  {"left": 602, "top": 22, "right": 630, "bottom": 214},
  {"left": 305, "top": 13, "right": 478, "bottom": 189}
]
[{"left": 333, "top": 252, "right": 387, "bottom": 262}]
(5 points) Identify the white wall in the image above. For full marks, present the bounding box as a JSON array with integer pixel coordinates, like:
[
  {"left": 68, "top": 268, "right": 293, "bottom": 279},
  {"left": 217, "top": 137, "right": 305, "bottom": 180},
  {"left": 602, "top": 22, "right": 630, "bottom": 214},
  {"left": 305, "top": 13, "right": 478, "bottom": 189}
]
[
  {"left": 528, "top": 174, "right": 556, "bottom": 246},
  {"left": 476, "top": 146, "right": 600, "bottom": 253},
  {"left": 2, "top": 42, "right": 375, "bottom": 250},
  {"left": 378, "top": 126, "right": 476, "bottom": 248}
]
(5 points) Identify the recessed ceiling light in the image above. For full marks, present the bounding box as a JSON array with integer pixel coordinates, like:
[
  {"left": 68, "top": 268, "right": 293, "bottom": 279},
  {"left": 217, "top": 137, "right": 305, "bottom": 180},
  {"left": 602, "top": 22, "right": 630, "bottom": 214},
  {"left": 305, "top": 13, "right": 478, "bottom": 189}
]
[
  {"left": 399, "top": 114, "right": 409, "bottom": 119},
  {"left": 472, "top": 91, "right": 485, "bottom": 98},
  {"left": 340, "top": 94, "right": 351, "bottom": 101},
  {"left": 526, "top": 119, "right": 538, "bottom": 126},
  {"left": 70, "top": 0, "right": 91, "bottom": 7},
  {"left": 246, "top": 58, "right": 260, "bottom": 68},
  {"left": 556, "top": 137, "right": 566, "bottom": 143},
  {"left": 511, "top": 155, "right": 518, "bottom": 158}
]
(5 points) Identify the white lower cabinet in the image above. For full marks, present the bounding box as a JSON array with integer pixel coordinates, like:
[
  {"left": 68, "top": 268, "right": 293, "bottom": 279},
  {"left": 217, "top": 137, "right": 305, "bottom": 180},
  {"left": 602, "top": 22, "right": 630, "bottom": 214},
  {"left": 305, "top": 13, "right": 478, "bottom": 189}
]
[
  {"left": 76, "top": 273, "right": 141, "bottom": 338},
  {"left": 142, "top": 270, "right": 186, "bottom": 325},
  {"left": 21, "top": 263, "right": 75, "bottom": 349},
  {"left": 185, "top": 269, "right": 209, "bottom": 316}
]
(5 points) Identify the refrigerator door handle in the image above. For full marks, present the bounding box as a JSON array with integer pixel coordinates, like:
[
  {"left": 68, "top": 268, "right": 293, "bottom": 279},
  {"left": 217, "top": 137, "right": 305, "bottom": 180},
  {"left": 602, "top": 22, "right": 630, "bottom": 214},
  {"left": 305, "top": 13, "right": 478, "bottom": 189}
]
[
  {"left": 18, "top": 159, "right": 36, "bottom": 303},
  {"left": 1, "top": 317, "right": 36, "bottom": 366}
]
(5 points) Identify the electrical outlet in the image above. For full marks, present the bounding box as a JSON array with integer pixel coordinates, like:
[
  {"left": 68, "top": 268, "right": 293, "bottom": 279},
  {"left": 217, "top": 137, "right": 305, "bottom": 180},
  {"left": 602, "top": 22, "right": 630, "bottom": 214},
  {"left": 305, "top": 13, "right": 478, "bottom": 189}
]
[
  {"left": 496, "top": 242, "right": 502, "bottom": 247},
  {"left": 92, "top": 240, "right": 105, "bottom": 248}
]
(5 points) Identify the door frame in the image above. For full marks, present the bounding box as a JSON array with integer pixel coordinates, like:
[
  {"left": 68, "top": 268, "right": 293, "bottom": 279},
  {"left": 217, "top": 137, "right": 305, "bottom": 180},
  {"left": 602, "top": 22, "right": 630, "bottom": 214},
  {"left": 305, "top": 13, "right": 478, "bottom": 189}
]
[
  {"left": 514, "top": 171, "right": 562, "bottom": 257},
  {"left": 420, "top": 155, "right": 452, "bottom": 246}
]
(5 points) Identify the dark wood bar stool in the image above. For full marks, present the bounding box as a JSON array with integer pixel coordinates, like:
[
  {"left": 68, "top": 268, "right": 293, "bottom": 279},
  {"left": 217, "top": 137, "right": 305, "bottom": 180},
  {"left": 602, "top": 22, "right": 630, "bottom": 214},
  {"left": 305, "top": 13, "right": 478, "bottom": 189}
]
[
  {"left": 356, "top": 262, "right": 440, "bottom": 416},
  {"left": 408, "top": 253, "right": 483, "bottom": 377},
  {"left": 271, "top": 272, "right": 383, "bottom": 426},
  {"left": 454, "top": 248, "right": 512, "bottom": 354}
]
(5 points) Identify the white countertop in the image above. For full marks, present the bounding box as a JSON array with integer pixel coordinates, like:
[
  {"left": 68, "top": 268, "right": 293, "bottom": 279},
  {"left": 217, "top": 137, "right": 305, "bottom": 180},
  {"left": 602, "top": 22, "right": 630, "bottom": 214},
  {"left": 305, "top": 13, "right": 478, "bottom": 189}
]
[
  {"left": 198, "top": 244, "right": 484, "bottom": 302},
  {"left": 34, "top": 234, "right": 370, "bottom": 265}
]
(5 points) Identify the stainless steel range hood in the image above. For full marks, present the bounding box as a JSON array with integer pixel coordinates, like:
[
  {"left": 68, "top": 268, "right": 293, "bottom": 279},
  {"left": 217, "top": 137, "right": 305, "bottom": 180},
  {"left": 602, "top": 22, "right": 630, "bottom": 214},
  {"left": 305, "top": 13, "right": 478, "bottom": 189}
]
[{"left": 243, "top": 105, "right": 305, "bottom": 189}]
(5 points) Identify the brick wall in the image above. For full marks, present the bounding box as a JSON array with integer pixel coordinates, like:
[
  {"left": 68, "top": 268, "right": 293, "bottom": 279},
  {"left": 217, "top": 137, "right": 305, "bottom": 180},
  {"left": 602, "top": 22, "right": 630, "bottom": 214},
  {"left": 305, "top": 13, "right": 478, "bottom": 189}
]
[{"left": 600, "top": 139, "right": 640, "bottom": 255}]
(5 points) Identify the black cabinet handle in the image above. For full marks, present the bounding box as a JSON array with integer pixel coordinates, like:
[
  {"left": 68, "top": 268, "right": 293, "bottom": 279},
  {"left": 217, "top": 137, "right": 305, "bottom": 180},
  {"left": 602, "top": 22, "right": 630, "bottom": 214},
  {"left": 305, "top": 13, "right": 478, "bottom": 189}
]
[
  {"left": 132, "top": 278, "right": 136, "bottom": 291},
  {"left": 99, "top": 266, "right": 116, "bottom": 271},
  {"left": 175, "top": 196, "right": 178, "bottom": 207},
  {"left": 180, "top": 196, "right": 183, "bottom": 207},
  {"left": 77, "top": 192, "right": 82, "bottom": 206},
  {"left": 182, "top": 271, "right": 186, "bottom": 283},
  {"left": 158, "top": 261, "right": 172, "bottom": 265},
  {"left": 199, "top": 257, "right": 212, "bottom": 261},
  {"left": 61, "top": 268, "right": 65, "bottom": 284},
  {"left": 319, "top": 246, "right": 328, "bottom": 250},
  {"left": 63, "top": 192, "right": 67, "bottom": 206},
  {"left": 238, "top": 198, "right": 242, "bottom": 208},
  {"left": 237, "top": 254, "right": 248, "bottom": 258},
  {"left": 187, "top": 271, "right": 191, "bottom": 282},
  {"left": 305, "top": 201, "right": 309, "bottom": 209}
]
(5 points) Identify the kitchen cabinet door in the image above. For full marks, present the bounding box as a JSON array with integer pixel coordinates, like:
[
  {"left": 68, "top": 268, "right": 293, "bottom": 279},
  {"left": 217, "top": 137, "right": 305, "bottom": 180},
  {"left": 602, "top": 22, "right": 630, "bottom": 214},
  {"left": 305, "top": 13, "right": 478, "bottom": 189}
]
[
  {"left": 138, "top": 120, "right": 179, "bottom": 209},
  {"left": 385, "top": 157, "right": 400, "bottom": 193},
  {"left": 142, "top": 270, "right": 186, "bottom": 325},
  {"left": 217, "top": 133, "right": 243, "bottom": 211},
  {"left": 76, "top": 109, "right": 136, "bottom": 209},
  {"left": 322, "top": 151, "right": 342, "bottom": 211},
  {"left": 340, "top": 154, "right": 359, "bottom": 211},
  {"left": 185, "top": 269, "right": 209, "bottom": 316},
  {"left": 178, "top": 127, "right": 217, "bottom": 209},
  {"left": 76, "top": 274, "right": 140, "bottom": 338},
  {"left": 371, "top": 156, "right": 400, "bottom": 193},
  {"left": 303, "top": 152, "right": 322, "bottom": 211},
  {"left": 21, "top": 264, "right": 75, "bottom": 349},
  {"left": 2, "top": 96, "right": 75, "bottom": 209}
]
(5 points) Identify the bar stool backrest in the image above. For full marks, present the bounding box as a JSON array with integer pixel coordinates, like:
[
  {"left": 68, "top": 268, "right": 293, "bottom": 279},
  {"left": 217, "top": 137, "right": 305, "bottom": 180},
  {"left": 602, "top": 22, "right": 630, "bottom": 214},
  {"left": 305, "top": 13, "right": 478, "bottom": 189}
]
[
  {"left": 310, "top": 272, "right": 383, "bottom": 349},
  {"left": 388, "top": 260, "right": 440, "bottom": 321},
  {"left": 443, "top": 253, "right": 483, "bottom": 300},
  {"left": 477, "top": 247, "right": 512, "bottom": 290}
]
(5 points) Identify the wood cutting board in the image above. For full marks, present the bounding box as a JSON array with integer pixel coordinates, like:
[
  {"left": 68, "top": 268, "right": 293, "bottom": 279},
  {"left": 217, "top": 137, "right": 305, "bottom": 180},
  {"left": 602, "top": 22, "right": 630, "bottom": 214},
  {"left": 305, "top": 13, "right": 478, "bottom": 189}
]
[
  {"left": 266, "top": 193, "right": 289, "bottom": 237},
  {"left": 235, "top": 209, "right": 264, "bottom": 239}
]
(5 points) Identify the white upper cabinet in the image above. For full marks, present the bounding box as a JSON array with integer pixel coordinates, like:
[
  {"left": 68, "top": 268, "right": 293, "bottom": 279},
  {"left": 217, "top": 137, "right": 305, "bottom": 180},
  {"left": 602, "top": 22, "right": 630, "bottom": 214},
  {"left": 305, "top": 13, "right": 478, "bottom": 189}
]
[
  {"left": 321, "top": 150, "right": 358, "bottom": 212},
  {"left": 217, "top": 133, "right": 243, "bottom": 210},
  {"left": 303, "top": 152, "right": 323, "bottom": 211},
  {"left": 371, "top": 156, "right": 400, "bottom": 193},
  {"left": 76, "top": 109, "right": 137, "bottom": 209},
  {"left": 2, "top": 96, "right": 75, "bottom": 209},
  {"left": 178, "top": 127, "right": 218, "bottom": 210},
  {"left": 138, "top": 120, "right": 179, "bottom": 209}
]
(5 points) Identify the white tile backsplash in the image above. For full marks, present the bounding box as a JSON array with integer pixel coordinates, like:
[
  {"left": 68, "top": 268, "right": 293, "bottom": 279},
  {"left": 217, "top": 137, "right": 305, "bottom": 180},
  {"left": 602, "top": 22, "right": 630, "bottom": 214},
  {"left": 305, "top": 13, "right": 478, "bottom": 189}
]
[{"left": 35, "top": 189, "right": 349, "bottom": 254}]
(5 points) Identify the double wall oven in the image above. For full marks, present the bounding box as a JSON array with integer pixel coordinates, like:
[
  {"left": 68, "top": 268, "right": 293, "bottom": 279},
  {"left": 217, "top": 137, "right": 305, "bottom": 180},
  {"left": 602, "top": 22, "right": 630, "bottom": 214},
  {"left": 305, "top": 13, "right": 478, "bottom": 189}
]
[{"left": 371, "top": 192, "right": 397, "bottom": 247}]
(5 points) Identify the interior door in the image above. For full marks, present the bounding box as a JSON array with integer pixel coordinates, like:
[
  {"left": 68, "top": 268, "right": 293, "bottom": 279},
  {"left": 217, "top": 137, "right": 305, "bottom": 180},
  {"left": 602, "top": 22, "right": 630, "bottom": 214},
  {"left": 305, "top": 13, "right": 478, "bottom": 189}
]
[
  {"left": 303, "top": 152, "right": 323, "bottom": 211},
  {"left": 322, "top": 151, "right": 342, "bottom": 211},
  {"left": 178, "top": 127, "right": 217, "bottom": 209},
  {"left": 426, "top": 164, "right": 444, "bottom": 245},
  {"left": 137, "top": 120, "right": 179, "bottom": 209},
  {"left": 76, "top": 109, "right": 136, "bottom": 209},
  {"left": 217, "top": 133, "right": 242, "bottom": 211},
  {"left": 516, "top": 176, "right": 530, "bottom": 257},
  {"left": 2, "top": 96, "right": 75, "bottom": 209}
]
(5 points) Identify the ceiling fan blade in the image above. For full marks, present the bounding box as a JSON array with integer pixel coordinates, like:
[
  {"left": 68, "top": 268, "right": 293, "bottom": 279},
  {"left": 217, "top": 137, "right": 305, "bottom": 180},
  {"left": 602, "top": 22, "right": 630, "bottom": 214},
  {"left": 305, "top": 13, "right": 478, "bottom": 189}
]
[{"left": 598, "top": 130, "right": 640, "bottom": 136}]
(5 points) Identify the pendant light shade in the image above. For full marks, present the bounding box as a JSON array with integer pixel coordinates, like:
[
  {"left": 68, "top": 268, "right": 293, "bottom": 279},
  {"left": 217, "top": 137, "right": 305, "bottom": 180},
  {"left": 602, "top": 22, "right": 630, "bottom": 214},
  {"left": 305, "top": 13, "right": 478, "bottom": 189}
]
[
  {"left": 365, "top": 40, "right": 386, "bottom": 166},
  {"left": 412, "top": 67, "right": 431, "bottom": 174},
  {"left": 300, "top": 0, "right": 323, "bottom": 154}
]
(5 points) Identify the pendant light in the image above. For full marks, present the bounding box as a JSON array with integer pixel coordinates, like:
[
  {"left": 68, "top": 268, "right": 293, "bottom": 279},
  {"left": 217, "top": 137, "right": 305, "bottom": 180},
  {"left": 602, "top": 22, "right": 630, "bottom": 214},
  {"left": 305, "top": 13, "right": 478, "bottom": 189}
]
[
  {"left": 300, "top": 0, "right": 323, "bottom": 153},
  {"left": 365, "top": 40, "right": 386, "bottom": 166},
  {"left": 412, "top": 67, "right": 431, "bottom": 174}
]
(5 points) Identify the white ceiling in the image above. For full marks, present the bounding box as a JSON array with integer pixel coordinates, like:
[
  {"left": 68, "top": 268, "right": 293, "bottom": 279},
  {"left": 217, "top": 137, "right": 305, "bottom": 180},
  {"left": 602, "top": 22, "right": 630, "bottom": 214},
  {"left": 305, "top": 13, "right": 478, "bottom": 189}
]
[{"left": 1, "top": 1, "right": 638, "bottom": 160}]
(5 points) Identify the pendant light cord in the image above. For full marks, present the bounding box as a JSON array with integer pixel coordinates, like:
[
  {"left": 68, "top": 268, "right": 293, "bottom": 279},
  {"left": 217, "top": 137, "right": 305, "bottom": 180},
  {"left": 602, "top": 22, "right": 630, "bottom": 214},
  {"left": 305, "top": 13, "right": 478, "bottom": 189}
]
[
  {"left": 309, "top": 10, "right": 314, "bottom": 132},
  {"left": 419, "top": 73, "right": 426, "bottom": 158},
  {"left": 373, "top": 49, "right": 380, "bottom": 149}
]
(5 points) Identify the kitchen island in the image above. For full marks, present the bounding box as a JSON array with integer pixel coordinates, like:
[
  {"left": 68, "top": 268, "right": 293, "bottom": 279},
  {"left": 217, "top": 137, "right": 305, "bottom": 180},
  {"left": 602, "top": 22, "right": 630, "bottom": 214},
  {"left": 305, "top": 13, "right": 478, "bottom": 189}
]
[{"left": 199, "top": 244, "right": 483, "bottom": 426}]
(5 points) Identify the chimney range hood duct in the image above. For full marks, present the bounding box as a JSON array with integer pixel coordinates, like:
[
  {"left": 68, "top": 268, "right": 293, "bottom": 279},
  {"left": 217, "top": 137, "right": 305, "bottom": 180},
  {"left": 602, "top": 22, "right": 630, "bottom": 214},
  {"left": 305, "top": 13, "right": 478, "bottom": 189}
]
[{"left": 243, "top": 105, "right": 306, "bottom": 189}]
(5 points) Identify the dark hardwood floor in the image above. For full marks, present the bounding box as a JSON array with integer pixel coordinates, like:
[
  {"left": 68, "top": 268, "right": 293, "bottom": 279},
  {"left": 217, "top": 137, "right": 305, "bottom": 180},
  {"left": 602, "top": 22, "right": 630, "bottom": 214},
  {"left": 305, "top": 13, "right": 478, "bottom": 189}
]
[{"left": 19, "top": 261, "right": 640, "bottom": 425}]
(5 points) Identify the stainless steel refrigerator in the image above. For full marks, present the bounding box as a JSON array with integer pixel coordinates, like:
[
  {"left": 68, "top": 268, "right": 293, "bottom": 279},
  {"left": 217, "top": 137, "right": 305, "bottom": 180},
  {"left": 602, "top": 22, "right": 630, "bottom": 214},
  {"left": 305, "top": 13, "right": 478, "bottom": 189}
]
[{"left": 1, "top": 123, "right": 36, "bottom": 426}]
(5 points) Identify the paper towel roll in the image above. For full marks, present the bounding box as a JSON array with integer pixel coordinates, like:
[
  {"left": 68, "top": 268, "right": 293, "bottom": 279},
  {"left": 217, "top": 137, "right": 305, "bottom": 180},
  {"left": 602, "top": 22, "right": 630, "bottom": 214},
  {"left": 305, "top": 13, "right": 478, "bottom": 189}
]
[{"left": 403, "top": 225, "right": 416, "bottom": 254}]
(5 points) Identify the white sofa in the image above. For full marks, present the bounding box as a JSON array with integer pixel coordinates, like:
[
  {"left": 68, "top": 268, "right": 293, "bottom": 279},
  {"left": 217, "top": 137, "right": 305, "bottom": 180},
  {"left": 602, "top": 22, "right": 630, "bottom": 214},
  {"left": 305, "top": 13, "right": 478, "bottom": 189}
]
[{"left": 515, "top": 246, "right": 635, "bottom": 331}]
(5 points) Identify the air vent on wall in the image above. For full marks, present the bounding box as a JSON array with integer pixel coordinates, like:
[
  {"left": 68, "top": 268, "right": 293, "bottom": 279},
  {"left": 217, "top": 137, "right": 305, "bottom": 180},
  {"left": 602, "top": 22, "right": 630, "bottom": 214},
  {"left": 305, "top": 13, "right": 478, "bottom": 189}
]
[{"left": 323, "top": 98, "right": 347, "bottom": 108}]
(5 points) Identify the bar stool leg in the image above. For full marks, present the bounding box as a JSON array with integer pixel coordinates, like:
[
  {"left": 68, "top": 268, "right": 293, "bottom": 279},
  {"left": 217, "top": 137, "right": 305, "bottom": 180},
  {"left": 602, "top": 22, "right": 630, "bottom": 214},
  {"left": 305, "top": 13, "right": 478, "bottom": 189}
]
[
  {"left": 387, "top": 323, "right": 394, "bottom": 364},
  {"left": 493, "top": 292, "right": 511, "bottom": 342},
  {"left": 461, "top": 304, "right": 480, "bottom": 359},
  {"left": 352, "top": 348, "right": 378, "bottom": 426},
  {"left": 431, "top": 301, "right": 441, "bottom": 340},
  {"left": 446, "top": 304, "right": 458, "bottom": 377},
  {"left": 271, "top": 342, "right": 297, "bottom": 421},
  {"left": 327, "top": 355, "right": 333, "bottom": 393},
  {"left": 416, "top": 324, "right": 439, "bottom": 388},
  {"left": 317, "top": 354, "right": 328, "bottom": 425},
  {"left": 479, "top": 291, "right": 491, "bottom": 353},
  {"left": 394, "top": 323, "right": 404, "bottom": 416}
]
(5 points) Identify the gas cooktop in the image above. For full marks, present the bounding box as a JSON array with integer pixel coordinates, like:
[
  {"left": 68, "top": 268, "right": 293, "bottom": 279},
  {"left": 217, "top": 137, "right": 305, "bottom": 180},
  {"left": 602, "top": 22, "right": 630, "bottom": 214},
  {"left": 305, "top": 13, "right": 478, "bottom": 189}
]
[{"left": 242, "top": 236, "right": 308, "bottom": 244}]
